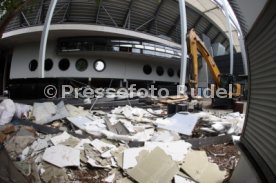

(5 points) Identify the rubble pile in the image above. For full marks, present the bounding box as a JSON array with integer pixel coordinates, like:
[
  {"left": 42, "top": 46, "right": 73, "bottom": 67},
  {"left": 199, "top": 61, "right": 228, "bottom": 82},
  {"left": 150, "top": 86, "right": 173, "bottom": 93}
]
[{"left": 0, "top": 98, "right": 244, "bottom": 183}]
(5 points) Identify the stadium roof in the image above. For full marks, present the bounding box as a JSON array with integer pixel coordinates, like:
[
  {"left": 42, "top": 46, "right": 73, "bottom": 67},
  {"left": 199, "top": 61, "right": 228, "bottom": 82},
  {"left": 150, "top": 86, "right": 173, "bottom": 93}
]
[{"left": 4, "top": 0, "right": 240, "bottom": 51}]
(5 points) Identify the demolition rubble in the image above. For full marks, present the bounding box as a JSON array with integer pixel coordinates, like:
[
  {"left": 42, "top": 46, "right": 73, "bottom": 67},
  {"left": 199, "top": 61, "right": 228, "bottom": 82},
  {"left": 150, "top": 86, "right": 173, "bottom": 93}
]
[{"left": 0, "top": 97, "right": 245, "bottom": 183}]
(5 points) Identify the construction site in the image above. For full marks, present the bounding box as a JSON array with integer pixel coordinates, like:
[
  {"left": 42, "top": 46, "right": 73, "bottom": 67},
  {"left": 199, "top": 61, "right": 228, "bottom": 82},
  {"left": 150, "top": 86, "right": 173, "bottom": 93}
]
[{"left": 0, "top": 0, "right": 275, "bottom": 183}]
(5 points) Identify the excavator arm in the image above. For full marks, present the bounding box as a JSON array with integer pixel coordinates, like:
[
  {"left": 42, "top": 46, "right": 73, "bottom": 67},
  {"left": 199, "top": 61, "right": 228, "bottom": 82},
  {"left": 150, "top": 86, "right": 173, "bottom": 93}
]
[
  {"left": 188, "top": 29, "right": 241, "bottom": 99},
  {"left": 189, "top": 29, "right": 221, "bottom": 90}
]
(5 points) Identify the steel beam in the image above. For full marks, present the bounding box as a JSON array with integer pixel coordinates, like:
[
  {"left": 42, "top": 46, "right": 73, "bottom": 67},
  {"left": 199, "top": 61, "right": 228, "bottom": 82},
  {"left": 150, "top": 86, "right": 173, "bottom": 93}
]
[
  {"left": 167, "top": 15, "right": 180, "bottom": 36},
  {"left": 179, "top": 0, "right": 188, "bottom": 94},
  {"left": 101, "top": 5, "right": 118, "bottom": 27},
  {"left": 204, "top": 23, "right": 213, "bottom": 34},
  {"left": 222, "top": 37, "right": 227, "bottom": 45},
  {"left": 35, "top": 0, "right": 44, "bottom": 25},
  {"left": 60, "top": 0, "right": 72, "bottom": 23},
  {"left": 239, "top": 35, "right": 248, "bottom": 75},
  {"left": 135, "top": 18, "right": 154, "bottom": 31},
  {"left": 211, "top": 32, "right": 221, "bottom": 43},
  {"left": 225, "top": 45, "right": 229, "bottom": 51},
  {"left": 96, "top": 0, "right": 102, "bottom": 24},
  {"left": 147, "top": 0, "right": 165, "bottom": 32},
  {"left": 38, "top": 0, "right": 57, "bottom": 78},
  {"left": 192, "top": 15, "right": 202, "bottom": 28},
  {"left": 21, "top": 12, "right": 30, "bottom": 26},
  {"left": 222, "top": 0, "right": 234, "bottom": 74},
  {"left": 123, "top": 0, "right": 134, "bottom": 28}
]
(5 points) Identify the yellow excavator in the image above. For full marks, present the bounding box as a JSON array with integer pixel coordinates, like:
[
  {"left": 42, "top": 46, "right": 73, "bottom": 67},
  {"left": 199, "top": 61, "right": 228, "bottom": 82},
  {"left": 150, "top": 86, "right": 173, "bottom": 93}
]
[{"left": 188, "top": 29, "right": 241, "bottom": 108}]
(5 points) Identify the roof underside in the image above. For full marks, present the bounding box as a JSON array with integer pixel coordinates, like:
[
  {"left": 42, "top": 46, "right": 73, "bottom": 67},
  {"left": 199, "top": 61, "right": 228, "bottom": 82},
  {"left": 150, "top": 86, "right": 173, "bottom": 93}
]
[{"left": 5, "top": 0, "right": 240, "bottom": 52}]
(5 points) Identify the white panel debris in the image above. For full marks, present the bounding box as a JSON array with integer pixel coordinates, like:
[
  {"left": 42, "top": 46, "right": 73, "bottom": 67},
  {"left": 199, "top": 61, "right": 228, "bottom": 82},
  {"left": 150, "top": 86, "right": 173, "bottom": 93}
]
[
  {"left": 91, "top": 139, "right": 116, "bottom": 153},
  {"left": 122, "top": 140, "right": 191, "bottom": 169},
  {"left": 67, "top": 116, "right": 107, "bottom": 136},
  {"left": 156, "top": 113, "right": 199, "bottom": 136},
  {"left": 87, "top": 158, "right": 111, "bottom": 169},
  {"left": 144, "top": 141, "right": 192, "bottom": 162},
  {"left": 42, "top": 145, "right": 80, "bottom": 168},
  {"left": 123, "top": 148, "right": 145, "bottom": 169},
  {"left": 50, "top": 131, "right": 71, "bottom": 146}
]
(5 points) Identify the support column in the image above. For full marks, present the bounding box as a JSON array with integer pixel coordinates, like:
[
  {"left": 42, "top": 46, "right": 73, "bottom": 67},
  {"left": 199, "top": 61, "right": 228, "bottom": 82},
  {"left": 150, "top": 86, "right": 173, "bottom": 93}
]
[
  {"left": 179, "top": 0, "right": 188, "bottom": 94},
  {"left": 239, "top": 34, "right": 248, "bottom": 75},
  {"left": 222, "top": 0, "right": 234, "bottom": 74},
  {"left": 38, "top": 0, "right": 57, "bottom": 78}
]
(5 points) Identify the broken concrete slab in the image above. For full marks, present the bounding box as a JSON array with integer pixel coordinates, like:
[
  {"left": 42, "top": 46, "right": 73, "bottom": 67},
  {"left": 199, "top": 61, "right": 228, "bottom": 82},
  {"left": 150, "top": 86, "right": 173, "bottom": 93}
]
[
  {"left": 156, "top": 113, "right": 199, "bottom": 136},
  {"left": 5, "top": 135, "right": 36, "bottom": 159},
  {"left": 127, "top": 147, "right": 179, "bottom": 183},
  {"left": 181, "top": 150, "right": 226, "bottom": 183},
  {"left": 41, "top": 163, "right": 69, "bottom": 183},
  {"left": 13, "top": 161, "right": 31, "bottom": 176},
  {"left": 42, "top": 145, "right": 80, "bottom": 168}
]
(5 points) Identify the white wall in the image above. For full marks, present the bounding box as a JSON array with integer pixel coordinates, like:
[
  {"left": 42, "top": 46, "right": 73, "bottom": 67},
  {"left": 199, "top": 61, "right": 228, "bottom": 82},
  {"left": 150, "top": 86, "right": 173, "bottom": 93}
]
[{"left": 10, "top": 41, "right": 181, "bottom": 83}]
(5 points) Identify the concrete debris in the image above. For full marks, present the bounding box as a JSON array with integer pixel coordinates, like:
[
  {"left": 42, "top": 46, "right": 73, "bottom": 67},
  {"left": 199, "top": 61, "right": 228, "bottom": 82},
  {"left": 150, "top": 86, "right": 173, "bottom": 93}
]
[
  {"left": 181, "top": 150, "right": 226, "bottom": 183},
  {"left": 122, "top": 140, "right": 191, "bottom": 169},
  {"left": 41, "top": 163, "right": 69, "bottom": 183},
  {"left": 4, "top": 127, "right": 36, "bottom": 159},
  {"left": 13, "top": 161, "right": 31, "bottom": 176},
  {"left": 127, "top": 147, "right": 179, "bottom": 183},
  {"left": 197, "top": 111, "right": 245, "bottom": 135},
  {"left": 0, "top": 98, "right": 243, "bottom": 182},
  {"left": 42, "top": 145, "right": 80, "bottom": 168}
]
